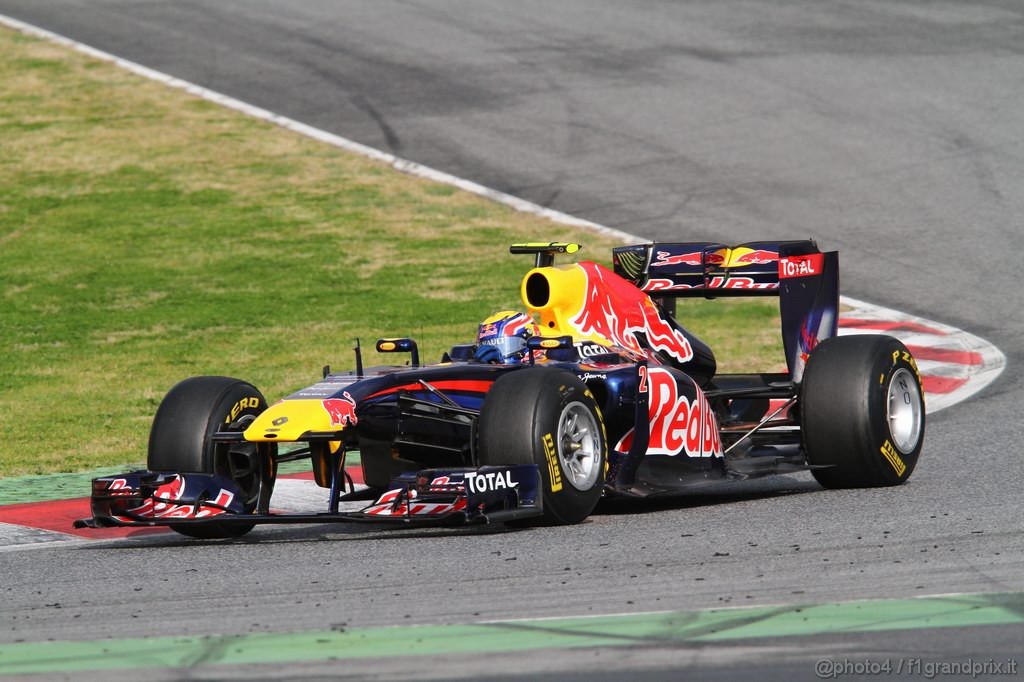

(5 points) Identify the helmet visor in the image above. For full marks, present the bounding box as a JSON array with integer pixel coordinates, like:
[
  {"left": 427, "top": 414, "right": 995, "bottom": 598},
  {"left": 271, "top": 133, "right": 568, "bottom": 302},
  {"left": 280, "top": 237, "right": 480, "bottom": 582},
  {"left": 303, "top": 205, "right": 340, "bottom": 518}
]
[{"left": 481, "top": 335, "right": 527, "bottom": 359}]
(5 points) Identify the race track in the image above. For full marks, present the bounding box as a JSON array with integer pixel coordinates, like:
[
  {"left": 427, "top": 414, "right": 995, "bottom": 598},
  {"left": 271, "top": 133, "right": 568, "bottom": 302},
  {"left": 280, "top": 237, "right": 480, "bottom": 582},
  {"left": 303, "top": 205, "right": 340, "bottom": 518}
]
[{"left": 1, "top": 1, "right": 1022, "bottom": 679}]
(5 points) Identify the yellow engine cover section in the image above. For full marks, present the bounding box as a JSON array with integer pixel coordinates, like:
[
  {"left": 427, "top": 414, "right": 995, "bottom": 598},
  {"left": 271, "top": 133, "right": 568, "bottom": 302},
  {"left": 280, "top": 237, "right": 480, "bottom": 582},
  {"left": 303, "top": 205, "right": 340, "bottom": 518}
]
[
  {"left": 521, "top": 264, "right": 591, "bottom": 339},
  {"left": 243, "top": 397, "right": 356, "bottom": 443}
]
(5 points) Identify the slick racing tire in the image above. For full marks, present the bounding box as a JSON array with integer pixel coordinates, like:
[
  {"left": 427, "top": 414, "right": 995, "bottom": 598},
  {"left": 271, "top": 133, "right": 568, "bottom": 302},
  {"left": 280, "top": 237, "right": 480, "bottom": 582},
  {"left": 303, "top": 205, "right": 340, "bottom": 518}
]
[
  {"left": 800, "top": 335, "right": 925, "bottom": 488},
  {"left": 148, "top": 376, "right": 276, "bottom": 539},
  {"left": 477, "top": 368, "right": 607, "bottom": 525}
]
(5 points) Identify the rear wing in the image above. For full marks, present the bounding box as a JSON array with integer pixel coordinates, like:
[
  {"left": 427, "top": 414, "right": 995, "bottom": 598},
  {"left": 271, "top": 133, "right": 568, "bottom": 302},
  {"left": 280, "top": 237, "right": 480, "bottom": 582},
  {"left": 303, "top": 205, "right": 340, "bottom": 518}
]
[
  {"left": 612, "top": 240, "right": 828, "bottom": 297},
  {"left": 612, "top": 240, "right": 839, "bottom": 380}
]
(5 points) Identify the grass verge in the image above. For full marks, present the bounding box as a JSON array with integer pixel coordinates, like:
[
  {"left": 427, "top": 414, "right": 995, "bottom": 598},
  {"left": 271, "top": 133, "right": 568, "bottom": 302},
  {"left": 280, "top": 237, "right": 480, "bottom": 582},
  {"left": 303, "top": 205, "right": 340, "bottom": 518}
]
[{"left": 0, "top": 27, "right": 781, "bottom": 476}]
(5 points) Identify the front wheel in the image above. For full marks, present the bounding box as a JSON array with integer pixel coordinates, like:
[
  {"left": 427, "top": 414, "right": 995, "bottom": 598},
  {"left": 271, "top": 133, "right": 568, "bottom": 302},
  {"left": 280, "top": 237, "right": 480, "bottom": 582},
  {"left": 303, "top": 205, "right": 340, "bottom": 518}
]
[
  {"left": 800, "top": 335, "right": 925, "bottom": 488},
  {"left": 148, "top": 376, "right": 276, "bottom": 538},
  {"left": 477, "top": 368, "right": 607, "bottom": 524}
]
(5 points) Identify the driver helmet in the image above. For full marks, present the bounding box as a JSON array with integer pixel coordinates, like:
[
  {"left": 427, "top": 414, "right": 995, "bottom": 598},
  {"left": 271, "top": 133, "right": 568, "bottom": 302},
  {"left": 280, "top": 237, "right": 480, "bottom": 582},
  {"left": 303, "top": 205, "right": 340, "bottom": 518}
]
[{"left": 477, "top": 311, "right": 540, "bottom": 364}]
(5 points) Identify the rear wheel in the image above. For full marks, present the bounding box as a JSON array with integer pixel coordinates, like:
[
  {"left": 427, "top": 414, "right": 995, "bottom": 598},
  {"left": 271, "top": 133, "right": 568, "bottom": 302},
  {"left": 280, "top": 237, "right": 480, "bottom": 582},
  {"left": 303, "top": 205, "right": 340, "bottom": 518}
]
[
  {"left": 477, "top": 368, "right": 607, "bottom": 524},
  {"left": 148, "top": 376, "right": 275, "bottom": 538},
  {"left": 800, "top": 335, "right": 925, "bottom": 488}
]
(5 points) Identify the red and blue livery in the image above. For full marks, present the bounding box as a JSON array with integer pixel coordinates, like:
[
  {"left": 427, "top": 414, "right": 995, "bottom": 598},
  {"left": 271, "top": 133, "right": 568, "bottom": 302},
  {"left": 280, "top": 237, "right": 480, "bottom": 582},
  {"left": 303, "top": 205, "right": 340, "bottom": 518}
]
[{"left": 76, "top": 241, "right": 926, "bottom": 538}]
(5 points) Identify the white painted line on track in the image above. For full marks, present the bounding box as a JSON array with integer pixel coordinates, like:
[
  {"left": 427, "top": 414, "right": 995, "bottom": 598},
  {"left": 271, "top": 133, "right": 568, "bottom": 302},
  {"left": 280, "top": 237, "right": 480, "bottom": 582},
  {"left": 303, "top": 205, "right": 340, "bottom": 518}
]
[
  {"left": 0, "top": 523, "right": 85, "bottom": 553},
  {"left": 0, "top": 11, "right": 1005, "bottom": 420},
  {"left": 0, "top": 522, "right": 75, "bottom": 547}
]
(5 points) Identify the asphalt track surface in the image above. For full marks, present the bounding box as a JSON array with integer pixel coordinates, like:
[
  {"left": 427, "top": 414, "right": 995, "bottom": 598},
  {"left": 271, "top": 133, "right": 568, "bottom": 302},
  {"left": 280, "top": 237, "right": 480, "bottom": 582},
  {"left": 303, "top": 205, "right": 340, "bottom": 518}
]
[{"left": 1, "top": 1, "right": 1022, "bottom": 679}]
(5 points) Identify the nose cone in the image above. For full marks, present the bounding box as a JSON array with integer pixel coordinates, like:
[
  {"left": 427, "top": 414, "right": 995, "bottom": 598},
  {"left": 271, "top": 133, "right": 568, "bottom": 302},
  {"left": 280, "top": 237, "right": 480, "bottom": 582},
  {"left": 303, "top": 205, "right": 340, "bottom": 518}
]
[{"left": 243, "top": 399, "right": 341, "bottom": 442}]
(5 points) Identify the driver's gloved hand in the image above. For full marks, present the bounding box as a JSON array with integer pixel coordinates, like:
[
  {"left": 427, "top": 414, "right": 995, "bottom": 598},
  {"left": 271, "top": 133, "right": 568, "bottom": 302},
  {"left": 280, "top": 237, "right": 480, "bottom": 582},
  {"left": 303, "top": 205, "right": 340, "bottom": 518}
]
[{"left": 474, "top": 345, "right": 502, "bottom": 364}]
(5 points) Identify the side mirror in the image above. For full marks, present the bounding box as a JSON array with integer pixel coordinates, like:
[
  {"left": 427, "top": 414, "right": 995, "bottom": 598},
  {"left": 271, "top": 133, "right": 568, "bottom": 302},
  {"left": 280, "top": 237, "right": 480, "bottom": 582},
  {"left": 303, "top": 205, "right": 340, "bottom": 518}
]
[
  {"left": 376, "top": 338, "right": 420, "bottom": 366},
  {"left": 526, "top": 335, "right": 574, "bottom": 352},
  {"left": 525, "top": 335, "right": 574, "bottom": 365}
]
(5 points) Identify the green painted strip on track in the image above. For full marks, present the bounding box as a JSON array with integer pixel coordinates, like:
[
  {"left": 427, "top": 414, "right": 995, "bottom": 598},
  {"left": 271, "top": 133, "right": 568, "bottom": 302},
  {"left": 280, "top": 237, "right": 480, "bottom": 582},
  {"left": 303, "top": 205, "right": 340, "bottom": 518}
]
[
  {"left": 1, "top": 592, "right": 1021, "bottom": 675},
  {"left": 0, "top": 466, "right": 142, "bottom": 505}
]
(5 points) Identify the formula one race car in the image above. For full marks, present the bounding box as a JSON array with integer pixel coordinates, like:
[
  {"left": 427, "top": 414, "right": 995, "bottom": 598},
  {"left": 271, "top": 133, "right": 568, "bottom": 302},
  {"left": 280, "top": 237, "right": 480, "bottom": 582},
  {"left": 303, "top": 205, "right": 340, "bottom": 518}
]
[{"left": 76, "top": 241, "right": 926, "bottom": 538}]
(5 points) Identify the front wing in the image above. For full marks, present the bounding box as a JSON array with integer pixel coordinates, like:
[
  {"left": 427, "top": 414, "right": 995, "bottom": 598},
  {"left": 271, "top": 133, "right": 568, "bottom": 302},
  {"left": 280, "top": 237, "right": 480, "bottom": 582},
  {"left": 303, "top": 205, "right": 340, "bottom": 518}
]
[{"left": 73, "top": 465, "right": 543, "bottom": 530}]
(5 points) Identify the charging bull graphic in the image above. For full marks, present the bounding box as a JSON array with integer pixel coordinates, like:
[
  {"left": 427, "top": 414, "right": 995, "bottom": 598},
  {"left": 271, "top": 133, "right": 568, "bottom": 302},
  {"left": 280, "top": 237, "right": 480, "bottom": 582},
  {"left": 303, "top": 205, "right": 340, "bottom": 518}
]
[
  {"left": 569, "top": 262, "right": 694, "bottom": 364},
  {"left": 322, "top": 392, "right": 358, "bottom": 428},
  {"left": 729, "top": 248, "right": 777, "bottom": 266},
  {"left": 653, "top": 250, "right": 726, "bottom": 267},
  {"left": 652, "top": 247, "right": 777, "bottom": 269}
]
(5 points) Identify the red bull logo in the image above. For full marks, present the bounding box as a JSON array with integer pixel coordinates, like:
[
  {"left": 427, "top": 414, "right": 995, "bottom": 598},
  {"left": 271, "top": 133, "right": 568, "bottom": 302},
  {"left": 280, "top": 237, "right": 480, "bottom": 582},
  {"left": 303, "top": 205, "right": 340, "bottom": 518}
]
[
  {"left": 651, "top": 247, "right": 777, "bottom": 268},
  {"left": 322, "top": 392, "right": 358, "bottom": 428},
  {"left": 569, "top": 262, "right": 694, "bottom": 364},
  {"left": 642, "top": 276, "right": 779, "bottom": 292},
  {"left": 615, "top": 367, "right": 722, "bottom": 457},
  {"left": 653, "top": 250, "right": 726, "bottom": 267},
  {"left": 727, "top": 248, "right": 778, "bottom": 266}
]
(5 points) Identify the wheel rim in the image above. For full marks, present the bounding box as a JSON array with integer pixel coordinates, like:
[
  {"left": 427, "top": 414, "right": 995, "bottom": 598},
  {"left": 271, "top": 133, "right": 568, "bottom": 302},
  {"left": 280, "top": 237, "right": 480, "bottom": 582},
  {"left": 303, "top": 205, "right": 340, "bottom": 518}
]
[
  {"left": 887, "top": 368, "right": 923, "bottom": 453},
  {"left": 558, "top": 402, "right": 601, "bottom": 491}
]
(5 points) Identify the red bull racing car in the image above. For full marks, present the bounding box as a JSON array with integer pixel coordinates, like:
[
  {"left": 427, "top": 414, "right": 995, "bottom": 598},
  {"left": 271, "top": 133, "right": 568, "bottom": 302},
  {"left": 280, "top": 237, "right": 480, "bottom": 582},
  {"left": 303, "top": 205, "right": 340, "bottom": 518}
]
[{"left": 76, "top": 241, "right": 926, "bottom": 538}]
